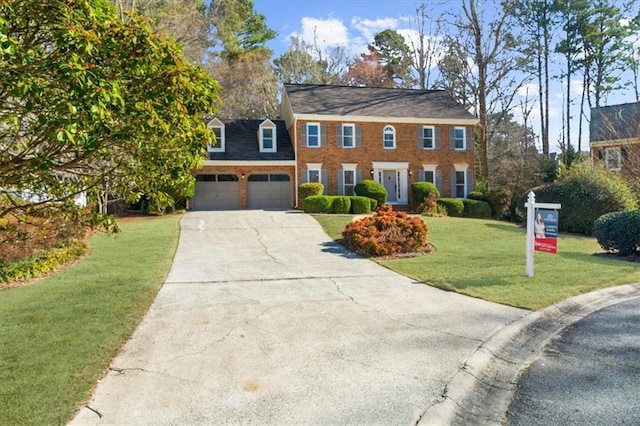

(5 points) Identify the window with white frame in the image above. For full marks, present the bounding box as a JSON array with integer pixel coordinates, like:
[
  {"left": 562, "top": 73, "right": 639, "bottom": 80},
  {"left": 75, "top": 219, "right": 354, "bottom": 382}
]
[
  {"left": 306, "top": 164, "right": 322, "bottom": 183},
  {"left": 342, "top": 164, "right": 357, "bottom": 196},
  {"left": 342, "top": 124, "right": 355, "bottom": 148},
  {"left": 307, "top": 123, "right": 320, "bottom": 147},
  {"left": 422, "top": 126, "right": 435, "bottom": 149},
  {"left": 453, "top": 127, "right": 465, "bottom": 150},
  {"left": 383, "top": 125, "right": 396, "bottom": 149},
  {"left": 605, "top": 147, "right": 621, "bottom": 170},
  {"left": 259, "top": 120, "right": 276, "bottom": 153},
  {"left": 422, "top": 165, "right": 437, "bottom": 184},
  {"left": 207, "top": 118, "right": 225, "bottom": 152}
]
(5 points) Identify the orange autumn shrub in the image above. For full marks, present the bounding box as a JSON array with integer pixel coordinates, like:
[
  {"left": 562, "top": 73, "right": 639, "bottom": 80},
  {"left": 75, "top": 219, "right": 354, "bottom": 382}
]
[{"left": 341, "top": 205, "right": 429, "bottom": 257}]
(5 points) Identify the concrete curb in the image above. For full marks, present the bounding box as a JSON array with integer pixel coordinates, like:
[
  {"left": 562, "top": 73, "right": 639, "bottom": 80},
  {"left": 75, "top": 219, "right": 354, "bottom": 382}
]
[{"left": 417, "top": 283, "right": 640, "bottom": 425}]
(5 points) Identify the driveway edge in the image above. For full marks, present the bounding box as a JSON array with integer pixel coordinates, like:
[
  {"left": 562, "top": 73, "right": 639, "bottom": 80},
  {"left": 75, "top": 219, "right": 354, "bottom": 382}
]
[{"left": 417, "top": 283, "right": 640, "bottom": 425}]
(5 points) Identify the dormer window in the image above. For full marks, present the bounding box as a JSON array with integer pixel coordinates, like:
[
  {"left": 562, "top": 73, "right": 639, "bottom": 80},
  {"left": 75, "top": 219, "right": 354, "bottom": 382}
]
[
  {"left": 207, "top": 118, "right": 225, "bottom": 152},
  {"left": 259, "top": 119, "right": 277, "bottom": 153}
]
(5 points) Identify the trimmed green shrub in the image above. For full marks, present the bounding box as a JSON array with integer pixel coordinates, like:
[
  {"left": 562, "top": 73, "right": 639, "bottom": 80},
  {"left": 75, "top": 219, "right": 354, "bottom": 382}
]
[
  {"left": 531, "top": 163, "right": 637, "bottom": 235},
  {"left": 438, "top": 198, "right": 464, "bottom": 217},
  {"left": 354, "top": 179, "right": 387, "bottom": 207},
  {"left": 350, "top": 196, "right": 372, "bottom": 214},
  {"left": 369, "top": 198, "right": 378, "bottom": 210},
  {"left": 303, "top": 195, "right": 333, "bottom": 213},
  {"left": 593, "top": 210, "right": 640, "bottom": 256},
  {"left": 467, "top": 191, "right": 487, "bottom": 201},
  {"left": 412, "top": 182, "right": 440, "bottom": 203},
  {"left": 332, "top": 196, "right": 351, "bottom": 214},
  {"left": 342, "top": 205, "right": 429, "bottom": 257},
  {"left": 463, "top": 199, "right": 492, "bottom": 218},
  {"left": 298, "top": 182, "right": 323, "bottom": 199},
  {"left": 298, "top": 183, "right": 324, "bottom": 209}
]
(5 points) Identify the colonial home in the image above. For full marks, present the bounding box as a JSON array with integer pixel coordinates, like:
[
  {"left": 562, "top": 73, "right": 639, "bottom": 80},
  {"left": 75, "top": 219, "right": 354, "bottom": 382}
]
[
  {"left": 190, "top": 84, "right": 478, "bottom": 210},
  {"left": 590, "top": 102, "right": 640, "bottom": 174}
]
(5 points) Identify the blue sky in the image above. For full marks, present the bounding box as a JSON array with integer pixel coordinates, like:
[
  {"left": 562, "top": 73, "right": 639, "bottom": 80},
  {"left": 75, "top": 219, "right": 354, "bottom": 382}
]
[{"left": 252, "top": 0, "right": 639, "bottom": 153}]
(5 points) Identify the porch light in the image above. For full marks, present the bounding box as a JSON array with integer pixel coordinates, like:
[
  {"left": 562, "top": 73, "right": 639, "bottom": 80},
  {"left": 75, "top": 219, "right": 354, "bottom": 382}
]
[
  {"left": 409, "top": 170, "right": 413, "bottom": 177},
  {"left": 241, "top": 173, "right": 245, "bottom": 179},
  {"left": 370, "top": 169, "right": 374, "bottom": 176}
]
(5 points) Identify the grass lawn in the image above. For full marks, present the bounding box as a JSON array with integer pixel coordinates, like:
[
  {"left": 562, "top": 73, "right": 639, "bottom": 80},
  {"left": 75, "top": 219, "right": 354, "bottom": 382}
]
[
  {"left": 0, "top": 214, "right": 181, "bottom": 425},
  {"left": 314, "top": 214, "right": 640, "bottom": 311}
]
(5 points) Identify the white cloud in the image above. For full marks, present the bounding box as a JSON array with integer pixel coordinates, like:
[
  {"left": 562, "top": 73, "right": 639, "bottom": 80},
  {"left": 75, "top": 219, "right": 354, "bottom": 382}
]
[
  {"left": 517, "top": 82, "right": 539, "bottom": 97},
  {"left": 291, "top": 17, "right": 350, "bottom": 55},
  {"left": 351, "top": 16, "right": 398, "bottom": 41},
  {"left": 397, "top": 28, "right": 445, "bottom": 70}
]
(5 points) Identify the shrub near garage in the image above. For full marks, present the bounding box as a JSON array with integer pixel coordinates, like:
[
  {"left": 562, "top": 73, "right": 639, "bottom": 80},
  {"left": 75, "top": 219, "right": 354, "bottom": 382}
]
[
  {"left": 593, "top": 210, "right": 640, "bottom": 256},
  {"left": 342, "top": 205, "right": 429, "bottom": 257}
]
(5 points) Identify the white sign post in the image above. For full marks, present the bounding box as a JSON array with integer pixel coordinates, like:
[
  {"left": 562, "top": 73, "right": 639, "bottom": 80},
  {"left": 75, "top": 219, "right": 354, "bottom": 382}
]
[{"left": 525, "top": 191, "right": 561, "bottom": 277}]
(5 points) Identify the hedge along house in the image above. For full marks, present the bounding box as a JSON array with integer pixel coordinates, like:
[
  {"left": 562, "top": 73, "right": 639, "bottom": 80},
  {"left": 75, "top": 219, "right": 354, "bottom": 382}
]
[
  {"left": 189, "top": 118, "right": 296, "bottom": 210},
  {"left": 190, "top": 84, "right": 478, "bottom": 210},
  {"left": 280, "top": 84, "right": 478, "bottom": 209}
]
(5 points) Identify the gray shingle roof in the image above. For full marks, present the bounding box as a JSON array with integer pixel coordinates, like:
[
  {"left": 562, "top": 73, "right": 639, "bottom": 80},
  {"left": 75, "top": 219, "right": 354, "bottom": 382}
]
[
  {"left": 590, "top": 102, "right": 640, "bottom": 142},
  {"left": 284, "top": 83, "right": 476, "bottom": 120},
  {"left": 208, "top": 119, "right": 294, "bottom": 161}
]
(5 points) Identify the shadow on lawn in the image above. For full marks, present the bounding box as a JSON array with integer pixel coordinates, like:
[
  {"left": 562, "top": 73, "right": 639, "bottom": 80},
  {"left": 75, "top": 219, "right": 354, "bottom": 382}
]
[{"left": 484, "top": 222, "right": 524, "bottom": 234}]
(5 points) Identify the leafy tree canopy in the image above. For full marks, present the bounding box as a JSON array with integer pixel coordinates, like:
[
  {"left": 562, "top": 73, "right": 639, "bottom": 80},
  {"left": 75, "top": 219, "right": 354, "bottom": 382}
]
[{"left": 0, "top": 0, "right": 221, "bottom": 228}]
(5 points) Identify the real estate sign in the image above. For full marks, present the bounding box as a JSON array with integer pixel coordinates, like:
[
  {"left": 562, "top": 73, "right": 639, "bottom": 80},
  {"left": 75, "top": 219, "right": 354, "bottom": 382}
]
[
  {"left": 525, "top": 192, "right": 561, "bottom": 277},
  {"left": 534, "top": 209, "right": 559, "bottom": 254}
]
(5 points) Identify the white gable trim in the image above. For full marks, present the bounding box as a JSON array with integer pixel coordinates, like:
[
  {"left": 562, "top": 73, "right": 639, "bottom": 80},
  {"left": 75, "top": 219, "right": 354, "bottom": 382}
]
[{"left": 293, "top": 114, "right": 478, "bottom": 126}]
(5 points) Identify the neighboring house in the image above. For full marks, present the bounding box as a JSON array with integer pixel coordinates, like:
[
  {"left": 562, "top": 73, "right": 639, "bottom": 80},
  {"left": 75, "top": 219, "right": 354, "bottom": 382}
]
[
  {"left": 590, "top": 102, "right": 640, "bottom": 173},
  {"left": 190, "top": 84, "right": 478, "bottom": 210}
]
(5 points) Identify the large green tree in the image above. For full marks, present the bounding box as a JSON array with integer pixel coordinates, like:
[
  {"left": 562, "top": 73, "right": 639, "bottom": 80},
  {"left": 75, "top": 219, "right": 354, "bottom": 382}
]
[
  {"left": 0, "top": 0, "right": 220, "bottom": 224},
  {"left": 372, "top": 29, "right": 413, "bottom": 88}
]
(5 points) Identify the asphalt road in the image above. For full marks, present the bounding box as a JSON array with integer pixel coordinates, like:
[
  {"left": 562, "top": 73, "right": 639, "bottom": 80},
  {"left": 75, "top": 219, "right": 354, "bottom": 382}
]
[{"left": 507, "top": 297, "right": 640, "bottom": 425}]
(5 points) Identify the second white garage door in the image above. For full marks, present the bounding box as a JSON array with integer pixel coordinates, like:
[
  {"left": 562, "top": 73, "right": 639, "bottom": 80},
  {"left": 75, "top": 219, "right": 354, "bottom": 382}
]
[{"left": 247, "top": 174, "right": 292, "bottom": 209}]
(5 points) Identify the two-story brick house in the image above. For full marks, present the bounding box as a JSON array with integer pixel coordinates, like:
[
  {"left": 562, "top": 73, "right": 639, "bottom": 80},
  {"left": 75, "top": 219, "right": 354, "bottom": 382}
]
[{"left": 190, "top": 84, "right": 478, "bottom": 210}]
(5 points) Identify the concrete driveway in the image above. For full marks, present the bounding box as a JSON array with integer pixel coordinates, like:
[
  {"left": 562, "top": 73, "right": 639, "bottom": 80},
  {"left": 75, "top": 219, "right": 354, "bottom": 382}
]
[{"left": 72, "top": 210, "right": 526, "bottom": 425}]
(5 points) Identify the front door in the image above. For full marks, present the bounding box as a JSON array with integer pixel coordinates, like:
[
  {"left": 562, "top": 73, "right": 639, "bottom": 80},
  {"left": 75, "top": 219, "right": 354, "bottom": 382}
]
[{"left": 382, "top": 170, "right": 398, "bottom": 202}]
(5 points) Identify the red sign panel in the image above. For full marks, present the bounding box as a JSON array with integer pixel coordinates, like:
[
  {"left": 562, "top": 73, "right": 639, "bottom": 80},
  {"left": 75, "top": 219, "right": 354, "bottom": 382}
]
[{"left": 535, "top": 237, "right": 557, "bottom": 254}]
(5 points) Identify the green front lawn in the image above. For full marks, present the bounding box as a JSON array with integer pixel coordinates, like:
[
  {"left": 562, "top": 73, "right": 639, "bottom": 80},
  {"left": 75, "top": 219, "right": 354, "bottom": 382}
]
[
  {"left": 314, "top": 215, "right": 640, "bottom": 310},
  {"left": 0, "top": 214, "right": 181, "bottom": 425}
]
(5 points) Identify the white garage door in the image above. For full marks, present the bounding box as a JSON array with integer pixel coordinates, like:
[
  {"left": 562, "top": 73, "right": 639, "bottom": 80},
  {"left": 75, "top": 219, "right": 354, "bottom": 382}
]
[
  {"left": 247, "top": 174, "right": 292, "bottom": 209},
  {"left": 193, "top": 174, "right": 240, "bottom": 210}
]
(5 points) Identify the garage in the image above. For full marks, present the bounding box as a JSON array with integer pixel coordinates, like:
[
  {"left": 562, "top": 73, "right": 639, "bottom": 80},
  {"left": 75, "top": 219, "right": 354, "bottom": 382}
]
[
  {"left": 192, "top": 174, "right": 240, "bottom": 210},
  {"left": 247, "top": 174, "right": 292, "bottom": 209}
]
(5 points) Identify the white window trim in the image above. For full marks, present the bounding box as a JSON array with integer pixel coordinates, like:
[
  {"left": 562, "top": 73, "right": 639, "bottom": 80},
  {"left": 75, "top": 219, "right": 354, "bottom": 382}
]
[
  {"left": 207, "top": 118, "right": 225, "bottom": 152},
  {"left": 342, "top": 163, "right": 357, "bottom": 196},
  {"left": 605, "top": 146, "right": 621, "bottom": 170},
  {"left": 342, "top": 123, "right": 356, "bottom": 148},
  {"left": 422, "top": 125, "right": 435, "bottom": 150},
  {"left": 422, "top": 164, "right": 437, "bottom": 184},
  {"left": 259, "top": 119, "right": 277, "bottom": 153},
  {"left": 383, "top": 125, "right": 396, "bottom": 149},
  {"left": 454, "top": 126, "right": 466, "bottom": 151},
  {"left": 454, "top": 163, "right": 468, "bottom": 198},
  {"left": 307, "top": 122, "right": 321, "bottom": 148},
  {"left": 307, "top": 163, "right": 322, "bottom": 183}
]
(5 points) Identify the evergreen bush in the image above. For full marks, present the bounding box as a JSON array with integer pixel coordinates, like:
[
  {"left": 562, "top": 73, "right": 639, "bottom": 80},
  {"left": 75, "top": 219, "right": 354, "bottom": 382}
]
[
  {"left": 593, "top": 210, "right": 640, "bottom": 256},
  {"left": 412, "top": 182, "right": 440, "bottom": 203},
  {"left": 438, "top": 198, "right": 464, "bottom": 217},
  {"left": 354, "top": 179, "right": 387, "bottom": 207},
  {"left": 331, "top": 196, "right": 351, "bottom": 214},
  {"left": 463, "top": 199, "right": 492, "bottom": 218},
  {"left": 350, "top": 196, "right": 372, "bottom": 214},
  {"left": 302, "top": 195, "right": 333, "bottom": 213}
]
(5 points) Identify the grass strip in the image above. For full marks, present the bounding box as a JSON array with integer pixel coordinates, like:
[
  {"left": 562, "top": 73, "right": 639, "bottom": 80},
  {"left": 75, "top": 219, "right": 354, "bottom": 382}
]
[
  {"left": 314, "top": 215, "right": 640, "bottom": 310},
  {"left": 0, "top": 214, "right": 181, "bottom": 425}
]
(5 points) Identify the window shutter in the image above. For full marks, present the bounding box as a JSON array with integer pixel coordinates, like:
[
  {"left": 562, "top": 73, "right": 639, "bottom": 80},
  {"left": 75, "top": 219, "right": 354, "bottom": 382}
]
[
  {"left": 622, "top": 146, "right": 629, "bottom": 165},
  {"left": 356, "top": 169, "right": 363, "bottom": 183},
  {"left": 355, "top": 125, "right": 362, "bottom": 147},
  {"left": 417, "top": 127, "right": 423, "bottom": 148},
  {"left": 465, "top": 127, "right": 472, "bottom": 150},
  {"left": 337, "top": 170, "right": 344, "bottom": 195},
  {"left": 321, "top": 169, "right": 328, "bottom": 188},
  {"left": 302, "top": 169, "right": 308, "bottom": 183},
  {"left": 336, "top": 124, "right": 343, "bottom": 147},
  {"left": 320, "top": 124, "right": 328, "bottom": 147},
  {"left": 435, "top": 127, "right": 441, "bottom": 149},
  {"left": 436, "top": 170, "right": 443, "bottom": 194},
  {"left": 418, "top": 169, "right": 425, "bottom": 181},
  {"left": 466, "top": 169, "right": 473, "bottom": 196},
  {"left": 301, "top": 125, "right": 307, "bottom": 146},
  {"left": 450, "top": 170, "right": 456, "bottom": 198},
  {"left": 450, "top": 128, "right": 455, "bottom": 150},
  {"left": 596, "top": 148, "right": 604, "bottom": 160}
]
